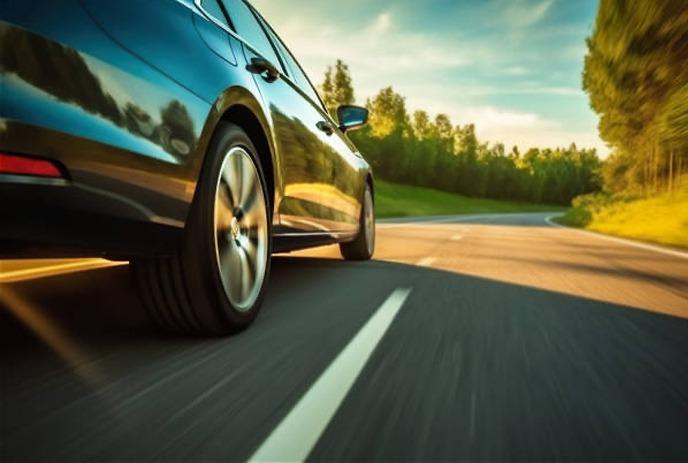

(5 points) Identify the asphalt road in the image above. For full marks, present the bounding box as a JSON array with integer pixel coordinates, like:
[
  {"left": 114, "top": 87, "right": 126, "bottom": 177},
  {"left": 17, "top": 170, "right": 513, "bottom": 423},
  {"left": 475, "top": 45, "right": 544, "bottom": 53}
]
[{"left": 1, "top": 212, "right": 688, "bottom": 461}]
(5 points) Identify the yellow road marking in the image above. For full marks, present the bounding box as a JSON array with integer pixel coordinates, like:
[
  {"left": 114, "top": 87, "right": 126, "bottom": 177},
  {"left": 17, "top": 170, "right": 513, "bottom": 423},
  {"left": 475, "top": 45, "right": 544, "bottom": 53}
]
[{"left": 0, "top": 260, "right": 128, "bottom": 283}]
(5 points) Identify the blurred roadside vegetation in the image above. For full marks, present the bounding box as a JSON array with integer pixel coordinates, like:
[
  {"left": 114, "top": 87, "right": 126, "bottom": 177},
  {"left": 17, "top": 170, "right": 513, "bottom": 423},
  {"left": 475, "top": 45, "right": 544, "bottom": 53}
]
[
  {"left": 557, "top": 1, "right": 688, "bottom": 247},
  {"left": 584, "top": 0, "right": 688, "bottom": 195},
  {"left": 556, "top": 177, "right": 688, "bottom": 248}
]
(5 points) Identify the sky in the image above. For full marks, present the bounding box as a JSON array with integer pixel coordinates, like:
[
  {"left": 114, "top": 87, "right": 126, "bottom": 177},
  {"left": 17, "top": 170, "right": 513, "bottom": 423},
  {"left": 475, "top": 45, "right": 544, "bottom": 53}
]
[{"left": 251, "top": 0, "right": 607, "bottom": 156}]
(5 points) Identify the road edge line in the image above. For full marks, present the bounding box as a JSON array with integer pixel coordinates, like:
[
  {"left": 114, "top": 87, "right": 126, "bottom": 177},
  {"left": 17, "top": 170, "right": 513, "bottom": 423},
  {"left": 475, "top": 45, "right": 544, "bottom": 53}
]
[
  {"left": 378, "top": 213, "right": 503, "bottom": 228},
  {"left": 416, "top": 257, "right": 437, "bottom": 267},
  {"left": 545, "top": 215, "right": 688, "bottom": 260},
  {"left": 378, "top": 211, "right": 563, "bottom": 228}
]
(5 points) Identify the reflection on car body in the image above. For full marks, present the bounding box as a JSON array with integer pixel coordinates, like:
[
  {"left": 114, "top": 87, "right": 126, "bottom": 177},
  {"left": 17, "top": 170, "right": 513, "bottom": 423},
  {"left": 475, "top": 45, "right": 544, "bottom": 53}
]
[{"left": 0, "top": 0, "right": 375, "bottom": 335}]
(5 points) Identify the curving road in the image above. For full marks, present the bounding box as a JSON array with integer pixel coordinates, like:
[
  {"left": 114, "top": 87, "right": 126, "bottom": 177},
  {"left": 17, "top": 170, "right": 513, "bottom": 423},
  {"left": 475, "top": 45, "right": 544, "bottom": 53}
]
[{"left": 1, "top": 213, "right": 688, "bottom": 461}]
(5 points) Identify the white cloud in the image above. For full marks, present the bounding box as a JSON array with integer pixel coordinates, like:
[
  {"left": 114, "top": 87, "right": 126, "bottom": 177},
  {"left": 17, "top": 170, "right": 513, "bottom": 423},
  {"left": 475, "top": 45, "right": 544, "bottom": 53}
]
[
  {"left": 503, "top": 66, "right": 529, "bottom": 76},
  {"left": 472, "top": 109, "right": 607, "bottom": 154},
  {"left": 505, "top": 0, "right": 554, "bottom": 28},
  {"left": 473, "top": 111, "right": 607, "bottom": 155},
  {"left": 408, "top": 100, "right": 607, "bottom": 154},
  {"left": 536, "top": 86, "right": 581, "bottom": 96},
  {"left": 266, "top": 9, "right": 470, "bottom": 87},
  {"left": 371, "top": 12, "right": 392, "bottom": 34},
  {"left": 510, "top": 85, "right": 583, "bottom": 96},
  {"left": 460, "top": 106, "right": 555, "bottom": 130},
  {"left": 251, "top": 0, "right": 606, "bottom": 156}
]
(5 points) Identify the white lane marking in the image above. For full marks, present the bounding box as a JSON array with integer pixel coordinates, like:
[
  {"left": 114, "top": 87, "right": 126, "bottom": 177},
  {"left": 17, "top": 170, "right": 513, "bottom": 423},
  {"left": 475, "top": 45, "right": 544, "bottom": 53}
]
[
  {"left": 378, "top": 214, "right": 495, "bottom": 229},
  {"left": 0, "top": 260, "right": 128, "bottom": 283},
  {"left": 378, "top": 212, "right": 560, "bottom": 229},
  {"left": 545, "top": 215, "right": 688, "bottom": 260},
  {"left": 248, "top": 288, "right": 412, "bottom": 463},
  {"left": 416, "top": 257, "right": 437, "bottom": 267},
  {"left": 450, "top": 235, "right": 464, "bottom": 241}
]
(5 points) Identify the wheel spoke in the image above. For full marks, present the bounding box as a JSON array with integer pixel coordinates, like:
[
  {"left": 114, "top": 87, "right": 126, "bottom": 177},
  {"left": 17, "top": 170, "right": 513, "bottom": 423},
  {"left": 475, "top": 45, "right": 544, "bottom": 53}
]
[
  {"left": 242, "top": 233, "right": 260, "bottom": 262},
  {"left": 237, "top": 247, "right": 255, "bottom": 301},
  {"left": 242, "top": 196, "right": 265, "bottom": 228},
  {"left": 215, "top": 184, "right": 234, "bottom": 232},
  {"left": 240, "top": 183, "right": 259, "bottom": 218},
  {"left": 218, "top": 239, "right": 238, "bottom": 295},
  {"left": 237, "top": 156, "right": 258, "bottom": 208},
  {"left": 228, "top": 247, "right": 246, "bottom": 304},
  {"left": 224, "top": 152, "right": 243, "bottom": 207}
]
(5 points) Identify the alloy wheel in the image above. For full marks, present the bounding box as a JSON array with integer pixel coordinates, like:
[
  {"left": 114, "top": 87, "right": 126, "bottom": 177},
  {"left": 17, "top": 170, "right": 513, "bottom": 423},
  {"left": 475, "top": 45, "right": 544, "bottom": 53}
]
[
  {"left": 213, "top": 147, "right": 269, "bottom": 312},
  {"left": 364, "top": 187, "right": 375, "bottom": 255}
]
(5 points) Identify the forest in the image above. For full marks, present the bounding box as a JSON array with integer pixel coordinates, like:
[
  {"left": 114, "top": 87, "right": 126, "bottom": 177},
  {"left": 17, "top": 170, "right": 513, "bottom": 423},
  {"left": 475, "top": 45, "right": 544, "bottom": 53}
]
[
  {"left": 583, "top": 0, "right": 688, "bottom": 194},
  {"left": 320, "top": 61, "right": 602, "bottom": 206}
]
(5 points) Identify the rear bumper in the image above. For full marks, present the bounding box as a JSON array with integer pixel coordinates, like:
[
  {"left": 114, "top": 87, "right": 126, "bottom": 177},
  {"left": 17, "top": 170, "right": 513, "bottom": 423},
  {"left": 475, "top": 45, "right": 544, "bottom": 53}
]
[
  {"left": 0, "top": 173, "right": 183, "bottom": 259},
  {"left": 0, "top": 118, "right": 191, "bottom": 258}
]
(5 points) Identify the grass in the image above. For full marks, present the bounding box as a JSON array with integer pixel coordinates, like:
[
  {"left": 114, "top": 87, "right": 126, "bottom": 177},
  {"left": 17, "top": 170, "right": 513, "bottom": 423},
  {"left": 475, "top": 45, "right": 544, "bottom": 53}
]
[
  {"left": 555, "top": 179, "right": 688, "bottom": 249},
  {"left": 375, "top": 179, "right": 564, "bottom": 218}
]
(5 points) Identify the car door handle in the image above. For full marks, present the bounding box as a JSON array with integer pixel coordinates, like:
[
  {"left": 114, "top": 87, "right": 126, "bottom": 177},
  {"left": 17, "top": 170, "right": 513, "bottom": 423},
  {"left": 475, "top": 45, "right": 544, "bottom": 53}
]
[
  {"left": 246, "top": 57, "right": 280, "bottom": 83},
  {"left": 316, "top": 121, "right": 334, "bottom": 136}
]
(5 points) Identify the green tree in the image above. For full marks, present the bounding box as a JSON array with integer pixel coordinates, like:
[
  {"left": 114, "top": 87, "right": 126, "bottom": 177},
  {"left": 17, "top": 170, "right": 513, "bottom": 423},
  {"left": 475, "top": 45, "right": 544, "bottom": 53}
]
[
  {"left": 320, "top": 59, "right": 355, "bottom": 117},
  {"left": 412, "top": 111, "right": 432, "bottom": 139},
  {"left": 321, "top": 59, "right": 601, "bottom": 205},
  {"left": 366, "top": 87, "right": 409, "bottom": 138},
  {"left": 320, "top": 67, "right": 335, "bottom": 116}
]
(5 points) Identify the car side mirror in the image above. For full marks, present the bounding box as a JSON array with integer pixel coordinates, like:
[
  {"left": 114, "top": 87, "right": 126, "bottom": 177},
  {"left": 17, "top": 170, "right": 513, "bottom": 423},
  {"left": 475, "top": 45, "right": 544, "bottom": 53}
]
[{"left": 337, "top": 105, "right": 369, "bottom": 133}]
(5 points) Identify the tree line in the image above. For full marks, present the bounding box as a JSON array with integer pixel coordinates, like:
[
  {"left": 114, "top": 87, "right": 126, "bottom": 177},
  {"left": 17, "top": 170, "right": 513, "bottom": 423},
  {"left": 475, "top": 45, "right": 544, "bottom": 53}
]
[
  {"left": 583, "top": 0, "right": 688, "bottom": 194},
  {"left": 321, "top": 61, "right": 601, "bottom": 206}
]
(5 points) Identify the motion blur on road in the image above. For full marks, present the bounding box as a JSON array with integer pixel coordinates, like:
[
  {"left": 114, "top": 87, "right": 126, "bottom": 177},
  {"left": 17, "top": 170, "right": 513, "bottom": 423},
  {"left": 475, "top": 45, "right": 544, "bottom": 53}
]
[{"left": 2, "top": 213, "right": 687, "bottom": 461}]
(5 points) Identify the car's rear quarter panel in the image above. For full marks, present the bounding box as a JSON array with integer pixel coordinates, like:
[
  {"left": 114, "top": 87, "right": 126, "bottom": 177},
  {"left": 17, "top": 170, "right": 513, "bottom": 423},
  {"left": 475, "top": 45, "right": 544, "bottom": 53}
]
[{"left": 0, "top": 0, "right": 216, "bottom": 228}]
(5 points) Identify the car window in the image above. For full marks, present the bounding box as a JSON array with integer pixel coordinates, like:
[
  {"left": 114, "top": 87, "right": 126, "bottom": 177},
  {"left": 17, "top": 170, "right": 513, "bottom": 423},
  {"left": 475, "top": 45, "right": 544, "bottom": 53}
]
[
  {"left": 199, "top": 0, "right": 231, "bottom": 29},
  {"left": 264, "top": 28, "right": 294, "bottom": 79},
  {"left": 220, "top": 0, "right": 282, "bottom": 70},
  {"left": 254, "top": 12, "right": 325, "bottom": 110}
]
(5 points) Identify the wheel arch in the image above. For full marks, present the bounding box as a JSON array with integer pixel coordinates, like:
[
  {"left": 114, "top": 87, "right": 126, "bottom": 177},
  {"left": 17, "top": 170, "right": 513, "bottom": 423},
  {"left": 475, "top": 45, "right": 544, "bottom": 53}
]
[
  {"left": 191, "top": 86, "right": 281, "bottom": 223},
  {"left": 219, "top": 105, "right": 276, "bottom": 215}
]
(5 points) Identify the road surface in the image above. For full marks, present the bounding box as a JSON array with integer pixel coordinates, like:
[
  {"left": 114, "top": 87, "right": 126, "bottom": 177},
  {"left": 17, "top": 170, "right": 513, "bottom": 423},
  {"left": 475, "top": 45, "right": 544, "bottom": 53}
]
[{"left": 1, "top": 213, "right": 687, "bottom": 461}]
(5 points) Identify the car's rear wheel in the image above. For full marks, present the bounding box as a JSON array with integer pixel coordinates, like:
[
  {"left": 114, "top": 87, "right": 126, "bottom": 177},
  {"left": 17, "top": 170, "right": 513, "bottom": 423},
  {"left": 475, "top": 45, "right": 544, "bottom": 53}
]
[
  {"left": 340, "top": 183, "right": 375, "bottom": 261},
  {"left": 132, "top": 122, "right": 271, "bottom": 335}
]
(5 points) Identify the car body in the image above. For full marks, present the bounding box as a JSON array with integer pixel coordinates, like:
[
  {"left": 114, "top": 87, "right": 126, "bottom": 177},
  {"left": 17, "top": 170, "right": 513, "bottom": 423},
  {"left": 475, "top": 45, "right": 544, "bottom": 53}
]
[{"left": 0, "top": 0, "right": 375, "bottom": 334}]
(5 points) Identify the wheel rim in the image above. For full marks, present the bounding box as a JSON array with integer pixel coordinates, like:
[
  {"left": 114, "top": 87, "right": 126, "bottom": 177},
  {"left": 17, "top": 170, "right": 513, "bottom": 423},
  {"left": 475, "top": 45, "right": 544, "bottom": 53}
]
[
  {"left": 213, "top": 147, "right": 269, "bottom": 312},
  {"left": 364, "top": 188, "right": 375, "bottom": 255}
]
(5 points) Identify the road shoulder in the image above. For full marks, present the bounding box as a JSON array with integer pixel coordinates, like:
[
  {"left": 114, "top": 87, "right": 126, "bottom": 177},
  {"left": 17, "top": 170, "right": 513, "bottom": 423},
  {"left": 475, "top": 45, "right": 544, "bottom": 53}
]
[{"left": 545, "top": 214, "right": 688, "bottom": 260}]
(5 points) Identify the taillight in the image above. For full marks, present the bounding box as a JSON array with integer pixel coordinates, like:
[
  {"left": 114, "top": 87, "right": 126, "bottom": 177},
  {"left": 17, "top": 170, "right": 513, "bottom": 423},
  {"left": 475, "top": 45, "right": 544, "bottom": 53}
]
[{"left": 0, "top": 153, "right": 63, "bottom": 178}]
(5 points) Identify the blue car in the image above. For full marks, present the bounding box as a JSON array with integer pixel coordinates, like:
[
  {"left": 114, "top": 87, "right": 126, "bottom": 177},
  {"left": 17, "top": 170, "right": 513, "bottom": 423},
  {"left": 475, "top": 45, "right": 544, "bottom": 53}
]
[{"left": 0, "top": 0, "right": 375, "bottom": 334}]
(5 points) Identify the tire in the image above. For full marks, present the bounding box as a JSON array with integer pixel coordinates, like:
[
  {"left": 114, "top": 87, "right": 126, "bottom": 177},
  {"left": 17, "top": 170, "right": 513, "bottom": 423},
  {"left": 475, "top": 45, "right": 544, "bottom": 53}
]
[
  {"left": 132, "top": 122, "right": 272, "bottom": 335},
  {"left": 340, "top": 183, "right": 375, "bottom": 261}
]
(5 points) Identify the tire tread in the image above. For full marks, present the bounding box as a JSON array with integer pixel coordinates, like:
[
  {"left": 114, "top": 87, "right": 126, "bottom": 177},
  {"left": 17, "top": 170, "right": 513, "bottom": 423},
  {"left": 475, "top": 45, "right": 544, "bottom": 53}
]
[{"left": 131, "top": 122, "right": 271, "bottom": 336}]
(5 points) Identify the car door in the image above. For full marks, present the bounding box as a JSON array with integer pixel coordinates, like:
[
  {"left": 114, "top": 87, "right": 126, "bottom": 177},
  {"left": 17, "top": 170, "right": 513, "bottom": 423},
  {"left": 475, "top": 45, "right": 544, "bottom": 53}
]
[
  {"left": 254, "top": 14, "right": 363, "bottom": 235},
  {"left": 220, "top": 0, "right": 337, "bottom": 234}
]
